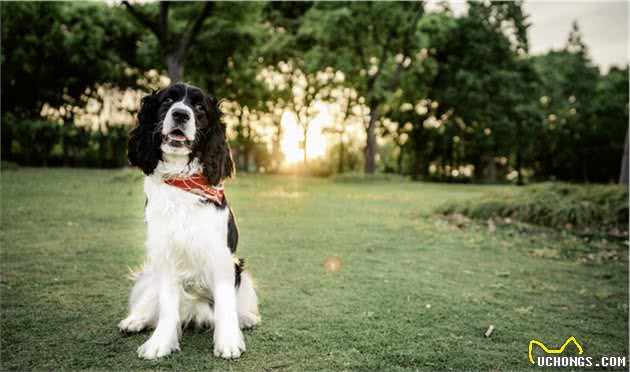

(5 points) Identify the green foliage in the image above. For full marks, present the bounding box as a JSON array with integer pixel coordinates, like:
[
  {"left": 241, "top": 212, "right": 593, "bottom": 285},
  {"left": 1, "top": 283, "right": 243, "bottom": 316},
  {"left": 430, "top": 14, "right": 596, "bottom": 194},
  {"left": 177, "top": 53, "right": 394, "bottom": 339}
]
[
  {"left": 186, "top": 2, "right": 266, "bottom": 92},
  {"left": 299, "top": 2, "right": 424, "bottom": 102},
  {"left": 122, "top": 1, "right": 267, "bottom": 90},
  {"left": 532, "top": 25, "right": 603, "bottom": 181},
  {"left": 10, "top": 118, "right": 62, "bottom": 166},
  {"left": 260, "top": 2, "right": 314, "bottom": 64},
  {"left": 437, "top": 183, "right": 629, "bottom": 234},
  {"left": 3, "top": 114, "right": 129, "bottom": 168},
  {"left": 429, "top": 1, "right": 534, "bottom": 177},
  {"left": 1, "top": 2, "right": 142, "bottom": 118},
  {"left": 583, "top": 66, "right": 629, "bottom": 181},
  {"left": 0, "top": 2, "right": 627, "bottom": 182}
]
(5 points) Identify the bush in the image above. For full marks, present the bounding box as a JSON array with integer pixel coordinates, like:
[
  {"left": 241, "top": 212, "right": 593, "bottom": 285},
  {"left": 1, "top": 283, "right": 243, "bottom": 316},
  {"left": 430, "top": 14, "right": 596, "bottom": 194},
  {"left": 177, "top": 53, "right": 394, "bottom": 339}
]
[
  {"left": 2, "top": 116, "right": 130, "bottom": 168},
  {"left": 303, "top": 160, "right": 334, "bottom": 178},
  {"left": 62, "top": 125, "right": 94, "bottom": 166},
  {"left": 436, "top": 183, "right": 629, "bottom": 234},
  {"left": 92, "top": 126, "right": 129, "bottom": 168},
  {"left": 1, "top": 161, "right": 19, "bottom": 170},
  {"left": 12, "top": 119, "right": 62, "bottom": 166}
]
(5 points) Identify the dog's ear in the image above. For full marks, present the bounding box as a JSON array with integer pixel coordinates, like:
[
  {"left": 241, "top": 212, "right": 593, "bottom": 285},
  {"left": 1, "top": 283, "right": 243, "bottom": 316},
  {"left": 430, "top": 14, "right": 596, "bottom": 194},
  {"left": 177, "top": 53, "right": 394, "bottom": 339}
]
[
  {"left": 128, "top": 91, "right": 162, "bottom": 175},
  {"left": 200, "top": 95, "right": 234, "bottom": 185}
]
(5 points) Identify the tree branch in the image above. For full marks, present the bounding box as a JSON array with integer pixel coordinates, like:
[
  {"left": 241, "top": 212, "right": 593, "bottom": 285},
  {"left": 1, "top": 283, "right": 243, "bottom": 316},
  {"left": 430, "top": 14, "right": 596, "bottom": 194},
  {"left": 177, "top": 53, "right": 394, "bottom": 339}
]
[
  {"left": 385, "top": 4, "right": 424, "bottom": 91},
  {"left": 368, "top": 29, "right": 393, "bottom": 88},
  {"left": 402, "top": 4, "right": 424, "bottom": 56},
  {"left": 386, "top": 64, "right": 404, "bottom": 91},
  {"left": 178, "top": 1, "right": 214, "bottom": 56},
  {"left": 122, "top": 1, "right": 161, "bottom": 39},
  {"left": 351, "top": 30, "right": 368, "bottom": 71},
  {"left": 157, "top": 2, "right": 169, "bottom": 42}
]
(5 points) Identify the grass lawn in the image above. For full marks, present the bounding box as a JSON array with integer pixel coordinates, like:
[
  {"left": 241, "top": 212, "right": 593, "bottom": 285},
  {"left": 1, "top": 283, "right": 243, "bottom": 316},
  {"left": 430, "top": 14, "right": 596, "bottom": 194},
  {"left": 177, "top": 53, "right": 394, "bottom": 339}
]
[{"left": 1, "top": 168, "right": 628, "bottom": 371}]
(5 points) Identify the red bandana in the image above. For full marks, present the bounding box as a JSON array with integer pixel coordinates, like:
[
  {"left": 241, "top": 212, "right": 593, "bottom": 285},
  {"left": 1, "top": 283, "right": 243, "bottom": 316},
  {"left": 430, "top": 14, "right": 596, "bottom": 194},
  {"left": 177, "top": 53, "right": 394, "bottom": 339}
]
[{"left": 163, "top": 173, "right": 224, "bottom": 205}]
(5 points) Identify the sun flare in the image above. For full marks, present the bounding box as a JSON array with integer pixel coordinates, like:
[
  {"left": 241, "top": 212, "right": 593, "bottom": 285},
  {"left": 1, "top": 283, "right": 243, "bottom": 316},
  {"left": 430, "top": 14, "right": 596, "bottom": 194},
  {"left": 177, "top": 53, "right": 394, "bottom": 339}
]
[{"left": 280, "top": 105, "right": 330, "bottom": 165}]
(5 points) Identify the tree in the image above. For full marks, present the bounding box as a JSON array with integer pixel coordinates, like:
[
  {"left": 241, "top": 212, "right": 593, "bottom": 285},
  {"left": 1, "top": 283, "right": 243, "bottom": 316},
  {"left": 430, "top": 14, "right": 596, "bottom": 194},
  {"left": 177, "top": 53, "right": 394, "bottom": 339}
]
[
  {"left": 1, "top": 2, "right": 140, "bottom": 119},
  {"left": 298, "top": 2, "right": 425, "bottom": 174},
  {"left": 290, "top": 67, "right": 321, "bottom": 167},
  {"left": 1, "top": 2, "right": 142, "bottom": 163},
  {"left": 533, "top": 21, "right": 600, "bottom": 181},
  {"left": 221, "top": 54, "right": 271, "bottom": 172},
  {"left": 265, "top": 61, "right": 334, "bottom": 168},
  {"left": 122, "top": 1, "right": 212, "bottom": 82},
  {"left": 322, "top": 86, "right": 364, "bottom": 173},
  {"left": 588, "top": 66, "right": 629, "bottom": 183},
  {"left": 122, "top": 1, "right": 264, "bottom": 87},
  {"left": 620, "top": 130, "right": 629, "bottom": 185},
  {"left": 426, "top": 1, "right": 535, "bottom": 182},
  {"left": 392, "top": 9, "right": 457, "bottom": 180}
]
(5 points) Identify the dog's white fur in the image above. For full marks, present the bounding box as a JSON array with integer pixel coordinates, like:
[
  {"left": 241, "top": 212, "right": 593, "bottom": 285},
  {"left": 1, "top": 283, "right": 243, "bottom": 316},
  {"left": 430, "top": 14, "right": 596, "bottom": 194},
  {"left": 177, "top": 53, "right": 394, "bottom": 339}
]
[
  {"left": 118, "top": 150, "right": 259, "bottom": 360},
  {"left": 162, "top": 101, "right": 196, "bottom": 144}
]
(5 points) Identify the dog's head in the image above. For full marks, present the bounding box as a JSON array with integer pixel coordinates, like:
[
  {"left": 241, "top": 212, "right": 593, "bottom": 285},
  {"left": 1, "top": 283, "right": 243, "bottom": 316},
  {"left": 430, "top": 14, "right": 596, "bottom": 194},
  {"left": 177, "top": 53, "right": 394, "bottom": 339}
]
[{"left": 127, "top": 83, "right": 234, "bottom": 185}]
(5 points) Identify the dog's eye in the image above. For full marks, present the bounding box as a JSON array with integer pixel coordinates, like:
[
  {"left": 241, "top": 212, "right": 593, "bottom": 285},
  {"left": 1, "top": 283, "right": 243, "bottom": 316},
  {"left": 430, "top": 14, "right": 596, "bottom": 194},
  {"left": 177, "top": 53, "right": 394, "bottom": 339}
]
[
  {"left": 163, "top": 97, "right": 173, "bottom": 105},
  {"left": 194, "top": 104, "right": 205, "bottom": 112}
]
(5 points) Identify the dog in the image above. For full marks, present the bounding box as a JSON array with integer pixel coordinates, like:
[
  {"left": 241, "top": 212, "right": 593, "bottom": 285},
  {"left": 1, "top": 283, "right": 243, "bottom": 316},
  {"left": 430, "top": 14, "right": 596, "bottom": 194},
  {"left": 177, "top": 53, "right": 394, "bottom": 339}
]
[{"left": 118, "top": 82, "right": 259, "bottom": 360}]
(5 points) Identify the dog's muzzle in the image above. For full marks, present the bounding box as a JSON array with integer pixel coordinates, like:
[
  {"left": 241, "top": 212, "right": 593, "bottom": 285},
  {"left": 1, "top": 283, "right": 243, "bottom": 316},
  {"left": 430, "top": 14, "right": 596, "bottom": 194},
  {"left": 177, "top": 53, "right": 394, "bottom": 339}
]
[{"left": 162, "top": 104, "right": 195, "bottom": 148}]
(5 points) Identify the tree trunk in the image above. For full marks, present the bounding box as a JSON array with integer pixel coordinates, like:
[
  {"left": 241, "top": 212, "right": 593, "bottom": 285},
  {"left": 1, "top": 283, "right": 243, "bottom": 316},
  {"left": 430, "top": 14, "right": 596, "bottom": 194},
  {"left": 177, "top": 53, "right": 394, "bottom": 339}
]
[
  {"left": 447, "top": 140, "right": 454, "bottom": 182},
  {"left": 302, "top": 126, "right": 308, "bottom": 168},
  {"left": 1, "top": 123, "right": 13, "bottom": 160},
  {"left": 516, "top": 146, "right": 523, "bottom": 185},
  {"left": 167, "top": 53, "right": 184, "bottom": 83},
  {"left": 123, "top": 1, "right": 213, "bottom": 85},
  {"left": 397, "top": 143, "right": 404, "bottom": 175},
  {"left": 364, "top": 103, "right": 378, "bottom": 174},
  {"left": 272, "top": 119, "right": 283, "bottom": 172},
  {"left": 515, "top": 121, "right": 523, "bottom": 185},
  {"left": 620, "top": 128, "right": 629, "bottom": 184},
  {"left": 98, "top": 132, "right": 107, "bottom": 168},
  {"left": 338, "top": 133, "right": 344, "bottom": 174},
  {"left": 485, "top": 154, "right": 497, "bottom": 184},
  {"left": 62, "top": 116, "right": 72, "bottom": 166},
  {"left": 243, "top": 147, "right": 250, "bottom": 172},
  {"left": 411, "top": 127, "right": 424, "bottom": 181},
  {"left": 235, "top": 110, "right": 247, "bottom": 172}
]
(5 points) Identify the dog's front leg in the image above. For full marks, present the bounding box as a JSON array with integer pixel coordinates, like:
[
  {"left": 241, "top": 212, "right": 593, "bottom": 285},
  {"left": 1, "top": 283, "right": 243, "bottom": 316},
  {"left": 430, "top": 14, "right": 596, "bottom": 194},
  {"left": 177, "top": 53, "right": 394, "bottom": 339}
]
[
  {"left": 137, "top": 268, "right": 181, "bottom": 360},
  {"left": 213, "top": 247, "right": 245, "bottom": 359}
]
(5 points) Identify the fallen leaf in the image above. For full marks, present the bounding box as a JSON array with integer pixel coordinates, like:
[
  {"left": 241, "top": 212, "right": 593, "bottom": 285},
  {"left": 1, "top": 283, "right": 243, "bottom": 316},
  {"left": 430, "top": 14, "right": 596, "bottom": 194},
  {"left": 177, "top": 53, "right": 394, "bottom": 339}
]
[{"left": 323, "top": 257, "right": 342, "bottom": 272}]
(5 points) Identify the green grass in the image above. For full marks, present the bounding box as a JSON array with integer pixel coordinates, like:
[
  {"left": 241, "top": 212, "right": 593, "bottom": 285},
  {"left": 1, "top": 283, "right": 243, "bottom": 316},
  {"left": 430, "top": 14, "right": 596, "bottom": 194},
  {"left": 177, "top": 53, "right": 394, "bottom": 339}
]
[
  {"left": 1, "top": 168, "right": 628, "bottom": 371},
  {"left": 436, "top": 183, "right": 629, "bottom": 235}
]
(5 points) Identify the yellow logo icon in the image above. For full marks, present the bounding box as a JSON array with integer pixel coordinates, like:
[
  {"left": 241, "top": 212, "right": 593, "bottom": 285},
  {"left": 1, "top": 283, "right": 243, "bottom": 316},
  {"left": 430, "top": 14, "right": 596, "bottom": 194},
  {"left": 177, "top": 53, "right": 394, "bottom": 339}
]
[{"left": 528, "top": 336, "right": 584, "bottom": 365}]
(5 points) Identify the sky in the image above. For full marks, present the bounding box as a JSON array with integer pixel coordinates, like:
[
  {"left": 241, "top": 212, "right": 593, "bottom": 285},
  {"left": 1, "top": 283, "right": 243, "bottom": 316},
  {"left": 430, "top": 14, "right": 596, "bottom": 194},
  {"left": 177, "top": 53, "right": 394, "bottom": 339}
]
[{"left": 436, "top": 1, "right": 629, "bottom": 72}]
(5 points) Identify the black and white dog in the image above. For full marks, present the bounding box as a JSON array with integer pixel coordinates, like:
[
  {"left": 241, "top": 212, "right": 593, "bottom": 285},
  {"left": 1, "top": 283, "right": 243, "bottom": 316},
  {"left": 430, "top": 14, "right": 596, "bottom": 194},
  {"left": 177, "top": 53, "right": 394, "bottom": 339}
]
[{"left": 118, "top": 83, "right": 259, "bottom": 360}]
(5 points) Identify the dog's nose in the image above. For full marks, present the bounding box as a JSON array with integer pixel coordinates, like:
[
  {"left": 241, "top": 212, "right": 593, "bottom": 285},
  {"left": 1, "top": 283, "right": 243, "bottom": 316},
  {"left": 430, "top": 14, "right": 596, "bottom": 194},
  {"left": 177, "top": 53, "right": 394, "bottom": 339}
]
[{"left": 172, "top": 109, "right": 190, "bottom": 123}]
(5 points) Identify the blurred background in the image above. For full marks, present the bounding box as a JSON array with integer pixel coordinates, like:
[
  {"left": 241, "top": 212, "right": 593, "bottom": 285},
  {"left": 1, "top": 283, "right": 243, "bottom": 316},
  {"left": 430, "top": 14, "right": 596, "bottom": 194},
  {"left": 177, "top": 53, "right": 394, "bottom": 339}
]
[
  {"left": 2, "top": 0, "right": 628, "bottom": 184},
  {"left": 2, "top": 2, "right": 629, "bottom": 370}
]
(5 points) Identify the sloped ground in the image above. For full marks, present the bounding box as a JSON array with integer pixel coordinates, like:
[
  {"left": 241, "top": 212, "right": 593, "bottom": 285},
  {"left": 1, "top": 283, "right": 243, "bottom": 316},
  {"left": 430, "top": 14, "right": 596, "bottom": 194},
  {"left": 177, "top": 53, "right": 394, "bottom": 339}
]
[{"left": 1, "top": 168, "right": 627, "bottom": 371}]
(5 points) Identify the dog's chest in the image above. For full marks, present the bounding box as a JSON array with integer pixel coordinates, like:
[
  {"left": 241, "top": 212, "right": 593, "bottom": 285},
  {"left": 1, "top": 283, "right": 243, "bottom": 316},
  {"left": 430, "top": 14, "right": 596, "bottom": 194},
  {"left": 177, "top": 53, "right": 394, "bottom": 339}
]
[{"left": 143, "top": 176, "right": 229, "bottom": 278}]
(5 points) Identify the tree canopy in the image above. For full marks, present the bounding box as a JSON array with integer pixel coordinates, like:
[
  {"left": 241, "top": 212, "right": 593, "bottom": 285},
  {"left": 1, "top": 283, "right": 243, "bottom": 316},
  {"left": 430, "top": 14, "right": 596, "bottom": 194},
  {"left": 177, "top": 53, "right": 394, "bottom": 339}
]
[{"left": 1, "top": 1, "right": 627, "bottom": 183}]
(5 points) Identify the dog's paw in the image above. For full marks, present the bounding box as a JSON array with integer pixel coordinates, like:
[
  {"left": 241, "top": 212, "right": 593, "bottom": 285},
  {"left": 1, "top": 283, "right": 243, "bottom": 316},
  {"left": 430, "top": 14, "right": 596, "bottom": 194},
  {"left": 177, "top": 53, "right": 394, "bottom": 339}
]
[
  {"left": 137, "top": 336, "right": 180, "bottom": 360},
  {"left": 214, "top": 327, "right": 245, "bottom": 359},
  {"left": 239, "top": 312, "right": 260, "bottom": 329},
  {"left": 118, "top": 316, "right": 148, "bottom": 333}
]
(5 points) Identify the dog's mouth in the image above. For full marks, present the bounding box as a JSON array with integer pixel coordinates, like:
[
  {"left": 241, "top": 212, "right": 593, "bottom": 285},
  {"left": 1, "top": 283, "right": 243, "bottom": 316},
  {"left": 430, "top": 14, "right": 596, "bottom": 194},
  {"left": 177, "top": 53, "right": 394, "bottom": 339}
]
[{"left": 163, "top": 129, "right": 191, "bottom": 147}]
